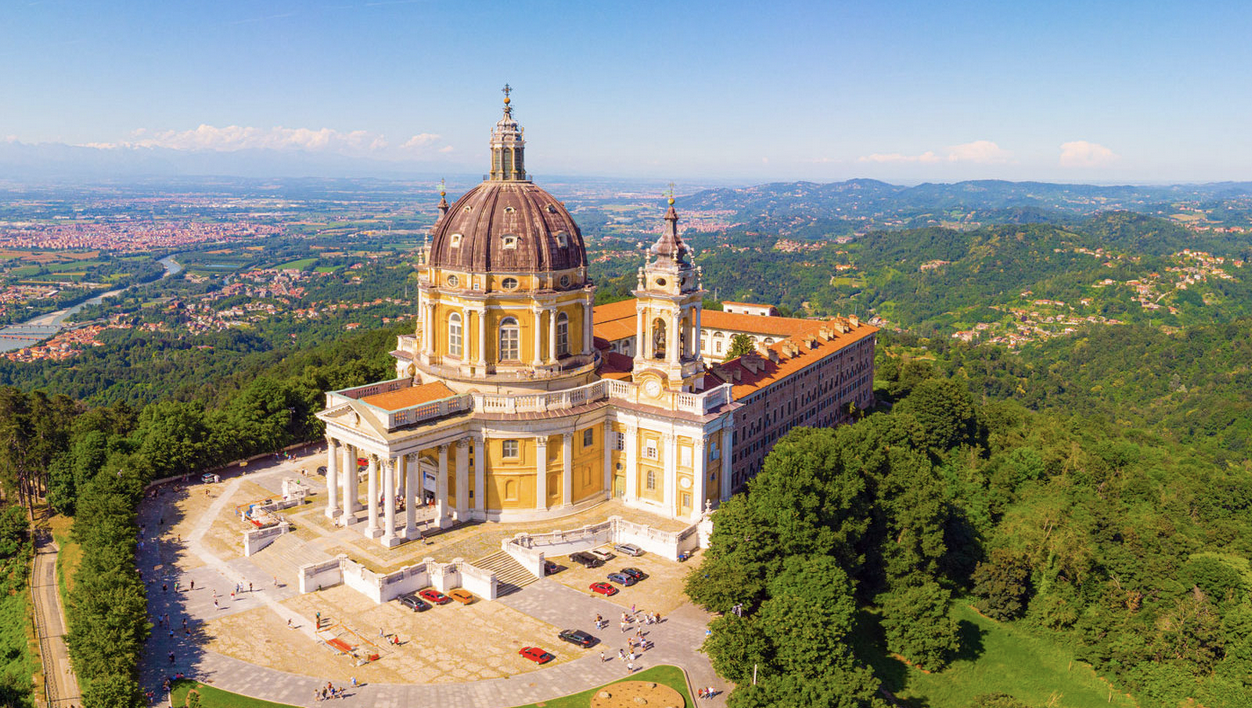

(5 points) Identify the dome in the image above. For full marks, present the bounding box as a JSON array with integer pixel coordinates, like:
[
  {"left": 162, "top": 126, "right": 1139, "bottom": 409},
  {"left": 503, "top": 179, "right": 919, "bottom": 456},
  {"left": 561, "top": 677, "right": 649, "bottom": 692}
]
[{"left": 429, "top": 181, "right": 587, "bottom": 273}]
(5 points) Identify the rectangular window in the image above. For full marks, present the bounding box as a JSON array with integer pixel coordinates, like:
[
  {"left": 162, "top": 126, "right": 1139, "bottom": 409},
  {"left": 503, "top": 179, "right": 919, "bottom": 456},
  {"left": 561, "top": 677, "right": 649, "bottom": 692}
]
[
  {"left": 710, "top": 440, "right": 720, "bottom": 461},
  {"left": 680, "top": 446, "right": 692, "bottom": 467},
  {"left": 502, "top": 439, "right": 519, "bottom": 458},
  {"left": 681, "top": 492, "right": 691, "bottom": 509},
  {"left": 583, "top": 428, "right": 594, "bottom": 448},
  {"left": 615, "top": 432, "right": 625, "bottom": 451},
  {"left": 646, "top": 470, "right": 656, "bottom": 490},
  {"left": 644, "top": 443, "right": 658, "bottom": 460}
]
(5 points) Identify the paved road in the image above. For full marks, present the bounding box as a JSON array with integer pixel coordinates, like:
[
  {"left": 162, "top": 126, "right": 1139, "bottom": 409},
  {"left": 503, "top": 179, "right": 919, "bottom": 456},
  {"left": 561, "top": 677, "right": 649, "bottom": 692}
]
[
  {"left": 138, "top": 456, "right": 730, "bottom": 707},
  {"left": 32, "top": 531, "right": 81, "bottom": 708}
]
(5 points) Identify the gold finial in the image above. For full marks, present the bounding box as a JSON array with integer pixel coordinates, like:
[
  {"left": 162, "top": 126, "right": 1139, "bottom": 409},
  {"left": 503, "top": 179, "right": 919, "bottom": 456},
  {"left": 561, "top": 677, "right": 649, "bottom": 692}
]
[
  {"left": 438, "top": 177, "right": 446, "bottom": 197},
  {"left": 502, "top": 83, "right": 512, "bottom": 105},
  {"left": 665, "top": 182, "right": 676, "bottom": 206}
]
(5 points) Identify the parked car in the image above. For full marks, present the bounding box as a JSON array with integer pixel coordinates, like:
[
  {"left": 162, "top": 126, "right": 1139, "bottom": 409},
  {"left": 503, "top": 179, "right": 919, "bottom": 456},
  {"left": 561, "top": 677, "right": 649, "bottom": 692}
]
[
  {"left": 619, "top": 567, "right": 646, "bottom": 582},
  {"left": 419, "top": 588, "right": 452, "bottom": 605},
  {"left": 589, "top": 582, "right": 619, "bottom": 596},
  {"left": 588, "top": 548, "right": 615, "bottom": 562},
  {"left": 558, "top": 629, "right": 597, "bottom": 647},
  {"left": 399, "top": 593, "right": 430, "bottom": 612},
  {"left": 447, "top": 588, "right": 474, "bottom": 605},
  {"left": 607, "top": 572, "right": 638, "bottom": 587},
  {"left": 614, "top": 543, "right": 644, "bottom": 557},
  {"left": 519, "top": 646, "right": 555, "bottom": 664},
  {"left": 543, "top": 560, "right": 561, "bottom": 576},
  {"left": 570, "top": 552, "right": 604, "bottom": 569}
]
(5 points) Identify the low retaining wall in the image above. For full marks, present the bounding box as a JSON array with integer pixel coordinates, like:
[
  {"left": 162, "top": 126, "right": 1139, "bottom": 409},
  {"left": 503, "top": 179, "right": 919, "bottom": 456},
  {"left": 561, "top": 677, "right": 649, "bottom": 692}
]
[
  {"left": 243, "top": 520, "right": 291, "bottom": 557},
  {"left": 503, "top": 514, "right": 704, "bottom": 568},
  {"left": 297, "top": 556, "right": 497, "bottom": 603},
  {"left": 299, "top": 556, "right": 345, "bottom": 593}
]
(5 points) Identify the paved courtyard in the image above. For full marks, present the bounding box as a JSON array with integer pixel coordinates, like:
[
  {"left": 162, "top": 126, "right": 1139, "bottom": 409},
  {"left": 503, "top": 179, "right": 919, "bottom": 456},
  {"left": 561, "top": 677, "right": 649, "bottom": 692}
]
[{"left": 138, "top": 445, "right": 729, "bottom": 707}]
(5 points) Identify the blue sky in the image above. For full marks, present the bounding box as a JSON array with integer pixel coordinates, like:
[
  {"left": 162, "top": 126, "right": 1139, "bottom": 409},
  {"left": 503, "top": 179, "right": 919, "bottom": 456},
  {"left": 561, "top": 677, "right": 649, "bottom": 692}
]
[{"left": 2, "top": 0, "right": 1249, "bottom": 183}]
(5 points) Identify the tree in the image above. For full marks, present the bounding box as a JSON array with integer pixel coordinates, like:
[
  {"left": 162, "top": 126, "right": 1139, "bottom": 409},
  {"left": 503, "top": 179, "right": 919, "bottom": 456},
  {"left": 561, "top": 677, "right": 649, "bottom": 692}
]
[
  {"left": 727, "top": 333, "right": 756, "bottom": 359},
  {"left": 894, "top": 377, "right": 983, "bottom": 453},
  {"left": 879, "top": 579, "right": 962, "bottom": 671},
  {"left": 972, "top": 548, "right": 1033, "bottom": 621}
]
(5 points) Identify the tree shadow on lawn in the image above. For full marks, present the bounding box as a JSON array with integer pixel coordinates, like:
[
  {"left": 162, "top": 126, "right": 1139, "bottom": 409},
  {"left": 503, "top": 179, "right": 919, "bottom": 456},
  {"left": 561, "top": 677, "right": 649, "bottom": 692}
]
[
  {"left": 953, "top": 618, "right": 986, "bottom": 663},
  {"left": 850, "top": 610, "right": 988, "bottom": 708}
]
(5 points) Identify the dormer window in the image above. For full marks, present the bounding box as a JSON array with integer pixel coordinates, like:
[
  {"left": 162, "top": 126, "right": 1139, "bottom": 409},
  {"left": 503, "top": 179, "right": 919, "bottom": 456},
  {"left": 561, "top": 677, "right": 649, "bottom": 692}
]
[
  {"left": 504, "top": 206, "right": 516, "bottom": 214},
  {"left": 451, "top": 233, "right": 463, "bottom": 248},
  {"left": 502, "top": 277, "right": 519, "bottom": 290},
  {"left": 546, "top": 205, "right": 557, "bottom": 214},
  {"left": 555, "top": 232, "right": 568, "bottom": 248},
  {"left": 447, "top": 274, "right": 459, "bottom": 287},
  {"left": 502, "top": 235, "right": 518, "bottom": 249},
  {"left": 462, "top": 205, "right": 472, "bottom": 212}
]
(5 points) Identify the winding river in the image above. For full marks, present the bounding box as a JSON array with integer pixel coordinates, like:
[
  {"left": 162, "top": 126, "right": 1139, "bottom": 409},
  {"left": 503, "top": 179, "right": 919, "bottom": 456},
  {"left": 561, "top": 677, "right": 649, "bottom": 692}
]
[{"left": 0, "top": 255, "right": 183, "bottom": 353}]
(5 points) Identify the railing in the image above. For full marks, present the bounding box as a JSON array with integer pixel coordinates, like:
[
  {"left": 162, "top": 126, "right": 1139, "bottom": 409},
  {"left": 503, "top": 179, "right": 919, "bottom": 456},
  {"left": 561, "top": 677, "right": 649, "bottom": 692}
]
[
  {"left": 388, "top": 394, "right": 473, "bottom": 428},
  {"left": 326, "top": 377, "right": 413, "bottom": 407}
]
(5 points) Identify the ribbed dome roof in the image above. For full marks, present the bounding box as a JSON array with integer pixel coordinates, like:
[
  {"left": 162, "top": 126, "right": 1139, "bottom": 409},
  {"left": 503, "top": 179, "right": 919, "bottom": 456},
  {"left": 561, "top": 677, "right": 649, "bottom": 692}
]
[{"left": 428, "top": 180, "right": 587, "bottom": 273}]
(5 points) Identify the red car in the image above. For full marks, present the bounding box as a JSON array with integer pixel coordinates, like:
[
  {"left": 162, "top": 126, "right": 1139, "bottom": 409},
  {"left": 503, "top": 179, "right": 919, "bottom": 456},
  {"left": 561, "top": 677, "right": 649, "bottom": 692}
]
[
  {"left": 419, "top": 588, "right": 452, "bottom": 605},
  {"left": 589, "top": 582, "right": 618, "bottom": 596},
  {"left": 519, "top": 646, "right": 555, "bottom": 664}
]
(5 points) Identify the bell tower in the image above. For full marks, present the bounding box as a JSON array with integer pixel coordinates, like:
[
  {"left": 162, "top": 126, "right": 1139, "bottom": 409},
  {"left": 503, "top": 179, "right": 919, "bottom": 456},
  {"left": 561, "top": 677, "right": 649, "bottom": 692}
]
[{"left": 632, "top": 194, "right": 706, "bottom": 392}]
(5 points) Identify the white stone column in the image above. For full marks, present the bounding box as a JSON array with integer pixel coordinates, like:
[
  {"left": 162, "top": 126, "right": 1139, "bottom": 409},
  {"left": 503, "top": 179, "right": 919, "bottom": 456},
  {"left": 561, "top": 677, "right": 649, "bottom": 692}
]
[
  {"left": 692, "top": 437, "right": 707, "bottom": 520},
  {"left": 694, "top": 306, "right": 703, "bottom": 359},
  {"left": 404, "top": 454, "right": 418, "bottom": 539},
  {"left": 535, "top": 436, "right": 548, "bottom": 510},
  {"left": 583, "top": 297, "right": 594, "bottom": 355},
  {"left": 721, "top": 422, "right": 734, "bottom": 501},
  {"left": 532, "top": 308, "right": 543, "bottom": 366},
  {"left": 341, "top": 444, "right": 359, "bottom": 524},
  {"left": 603, "top": 422, "right": 613, "bottom": 498},
  {"left": 475, "top": 307, "right": 487, "bottom": 368},
  {"left": 474, "top": 435, "right": 486, "bottom": 514},
  {"left": 561, "top": 432, "right": 574, "bottom": 507},
  {"left": 324, "top": 437, "right": 339, "bottom": 519},
  {"left": 436, "top": 444, "right": 449, "bottom": 528},
  {"left": 364, "top": 455, "right": 381, "bottom": 538},
  {"left": 636, "top": 304, "right": 647, "bottom": 359},
  {"left": 662, "top": 433, "right": 676, "bottom": 517},
  {"left": 625, "top": 425, "right": 639, "bottom": 502},
  {"left": 455, "top": 438, "right": 469, "bottom": 520},
  {"left": 668, "top": 310, "right": 679, "bottom": 365},
  {"left": 382, "top": 457, "right": 398, "bottom": 546},
  {"left": 547, "top": 308, "right": 557, "bottom": 364},
  {"left": 396, "top": 453, "right": 406, "bottom": 499},
  {"left": 423, "top": 302, "right": 434, "bottom": 362}
]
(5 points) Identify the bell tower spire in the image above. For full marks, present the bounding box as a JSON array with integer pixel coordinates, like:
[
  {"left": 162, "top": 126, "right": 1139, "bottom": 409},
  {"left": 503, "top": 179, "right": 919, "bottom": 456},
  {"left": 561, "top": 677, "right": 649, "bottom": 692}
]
[{"left": 489, "top": 84, "right": 527, "bottom": 181}]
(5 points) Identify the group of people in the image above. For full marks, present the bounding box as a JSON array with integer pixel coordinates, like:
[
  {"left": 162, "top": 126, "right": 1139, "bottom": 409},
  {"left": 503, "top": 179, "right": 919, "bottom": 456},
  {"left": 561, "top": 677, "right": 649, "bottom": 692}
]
[
  {"left": 697, "top": 686, "right": 719, "bottom": 699},
  {"left": 313, "top": 682, "right": 347, "bottom": 701}
]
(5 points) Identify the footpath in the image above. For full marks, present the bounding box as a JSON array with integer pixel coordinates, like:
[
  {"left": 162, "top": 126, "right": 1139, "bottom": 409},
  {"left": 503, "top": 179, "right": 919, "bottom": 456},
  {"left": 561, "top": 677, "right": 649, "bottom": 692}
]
[{"left": 32, "top": 529, "right": 81, "bottom": 708}]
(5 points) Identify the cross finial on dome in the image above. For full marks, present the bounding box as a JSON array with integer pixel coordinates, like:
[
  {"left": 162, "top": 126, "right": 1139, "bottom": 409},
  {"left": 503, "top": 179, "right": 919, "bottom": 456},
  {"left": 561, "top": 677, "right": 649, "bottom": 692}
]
[{"left": 502, "top": 83, "right": 512, "bottom": 104}]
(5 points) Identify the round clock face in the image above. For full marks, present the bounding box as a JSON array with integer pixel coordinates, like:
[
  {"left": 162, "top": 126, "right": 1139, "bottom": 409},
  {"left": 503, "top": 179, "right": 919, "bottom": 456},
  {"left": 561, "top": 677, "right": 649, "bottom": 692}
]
[
  {"left": 680, "top": 477, "right": 692, "bottom": 490},
  {"left": 644, "top": 380, "right": 661, "bottom": 398}
]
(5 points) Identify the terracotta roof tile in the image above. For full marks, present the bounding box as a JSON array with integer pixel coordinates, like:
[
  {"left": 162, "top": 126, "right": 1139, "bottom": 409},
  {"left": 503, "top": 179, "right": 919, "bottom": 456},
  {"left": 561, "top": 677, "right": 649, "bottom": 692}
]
[{"left": 361, "top": 381, "right": 457, "bottom": 411}]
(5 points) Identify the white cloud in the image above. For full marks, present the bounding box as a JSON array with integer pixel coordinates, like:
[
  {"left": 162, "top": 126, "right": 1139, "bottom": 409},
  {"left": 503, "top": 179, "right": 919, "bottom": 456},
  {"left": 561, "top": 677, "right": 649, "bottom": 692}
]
[
  {"left": 859, "top": 140, "right": 1011, "bottom": 165},
  {"left": 1059, "top": 140, "right": 1118, "bottom": 168},
  {"left": 401, "top": 133, "right": 440, "bottom": 149},
  {"left": 946, "top": 140, "right": 1011, "bottom": 163},
  {"left": 859, "top": 151, "right": 940, "bottom": 164},
  {"left": 91, "top": 124, "right": 446, "bottom": 158}
]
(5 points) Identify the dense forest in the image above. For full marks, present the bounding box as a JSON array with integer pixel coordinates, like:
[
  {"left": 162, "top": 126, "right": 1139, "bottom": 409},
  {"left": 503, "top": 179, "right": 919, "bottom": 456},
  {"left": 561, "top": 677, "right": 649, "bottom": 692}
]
[{"left": 690, "top": 361, "right": 1251, "bottom": 708}]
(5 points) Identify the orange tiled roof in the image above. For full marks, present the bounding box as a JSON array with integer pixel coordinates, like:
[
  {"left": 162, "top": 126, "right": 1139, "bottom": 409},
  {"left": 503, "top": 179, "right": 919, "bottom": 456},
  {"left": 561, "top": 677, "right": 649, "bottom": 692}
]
[
  {"left": 711, "top": 320, "right": 878, "bottom": 400},
  {"left": 361, "top": 381, "right": 457, "bottom": 411},
  {"left": 592, "top": 299, "right": 639, "bottom": 342},
  {"left": 721, "top": 301, "right": 772, "bottom": 309},
  {"left": 594, "top": 299, "right": 814, "bottom": 341}
]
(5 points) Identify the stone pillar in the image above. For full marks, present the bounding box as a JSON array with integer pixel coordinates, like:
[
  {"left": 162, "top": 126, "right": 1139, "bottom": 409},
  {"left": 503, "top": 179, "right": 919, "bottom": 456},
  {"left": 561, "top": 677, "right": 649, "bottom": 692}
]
[
  {"left": 561, "top": 432, "right": 574, "bottom": 507},
  {"left": 475, "top": 307, "right": 487, "bottom": 368},
  {"left": 535, "top": 436, "right": 548, "bottom": 511},
  {"left": 531, "top": 308, "right": 543, "bottom": 366},
  {"left": 547, "top": 308, "right": 557, "bottom": 364},
  {"left": 423, "top": 302, "right": 434, "bottom": 362},
  {"left": 455, "top": 438, "right": 469, "bottom": 520},
  {"left": 396, "top": 452, "right": 406, "bottom": 499},
  {"left": 668, "top": 309, "right": 680, "bottom": 365},
  {"left": 692, "top": 437, "right": 707, "bottom": 520},
  {"left": 382, "top": 457, "right": 398, "bottom": 546},
  {"left": 583, "top": 297, "right": 594, "bottom": 355},
  {"left": 694, "top": 305, "right": 703, "bottom": 359},
  {"left": 662, "top": 433, "right": 676, "bottom": 517},
  {"left": 474, "top": 435, "right": 486, "bottom": 514},
  {"left": 404, "top": 454, "right": 418, "bottom": 539},
  {"left": 436, "top": 444, "right": 449, "bottom": 528},
  {"left": 636, "top": 304, "right": 647, "bottom": 359},
  {"left": 341, "top": 444, "right": 359, "bottom": 524},
  {"left": 603, "top": 422, "right": 613, "bottom": 497},
  {"left": 625, "top": 425, "right": 639, "bottom": 502},
  {"left": 721, "top": 422, "right": 734, "bottom": 501},
  {"left": 364, "top": 455, "right": 382, "bottom": 538},
  {"left": 324, "top": 437, "right": 339, "bottom": 519}
]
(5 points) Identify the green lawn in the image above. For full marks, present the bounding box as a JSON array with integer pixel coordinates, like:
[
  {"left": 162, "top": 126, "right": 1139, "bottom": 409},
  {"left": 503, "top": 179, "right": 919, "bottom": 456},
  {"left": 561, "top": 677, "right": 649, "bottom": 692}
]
[
  {"left": 165, "top": 665, "right": 693, "bottom": 708},
  {"left": 277, "top": 258, "right": 318, "bottom": 270},
  {"left": 854, "top": 603, "right": 1138, "bottom": 708},
  {"left": 313, "top": 265, "right": 341, "bottom": 273},
  {"left": 0, "top": 590, "right": 36, "bottom": 708}
]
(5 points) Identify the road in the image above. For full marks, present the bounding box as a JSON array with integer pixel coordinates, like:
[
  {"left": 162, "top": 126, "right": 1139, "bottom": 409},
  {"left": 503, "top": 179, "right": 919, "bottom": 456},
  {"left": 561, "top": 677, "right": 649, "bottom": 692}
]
[{"left": 32, "top": 530, "right": 81, "bottom": 708}]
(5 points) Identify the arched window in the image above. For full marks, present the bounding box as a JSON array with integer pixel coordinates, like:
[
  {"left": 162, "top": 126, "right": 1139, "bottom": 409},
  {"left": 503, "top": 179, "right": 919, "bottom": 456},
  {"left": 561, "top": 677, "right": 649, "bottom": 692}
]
[
  {"left": 556, "top": 312, "right": 570, "bottom": 356},
  {"left": 501, "top": 276, "right": 519, "bottom": 290},
  {"left": 504, "top": 479, "right": 517, "bottom": 501},
  {"left": 448, "top": 312, "right": 463, "bottom": 358},
  {"left": 499, "top": 317, "right": 520, "bottom": 361},
  {"left": 651, "top": 318, "right": 667, "bottom": 360}
]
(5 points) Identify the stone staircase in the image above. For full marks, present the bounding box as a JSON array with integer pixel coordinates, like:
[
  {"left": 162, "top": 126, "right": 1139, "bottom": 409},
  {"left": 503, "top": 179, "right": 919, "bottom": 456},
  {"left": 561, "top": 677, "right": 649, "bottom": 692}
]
[
  {"left": 473, "top": 550, "right": 538, "bottom": 597},
  {"left": 256, "top": 533, "right": 335, "bottom": 584}
]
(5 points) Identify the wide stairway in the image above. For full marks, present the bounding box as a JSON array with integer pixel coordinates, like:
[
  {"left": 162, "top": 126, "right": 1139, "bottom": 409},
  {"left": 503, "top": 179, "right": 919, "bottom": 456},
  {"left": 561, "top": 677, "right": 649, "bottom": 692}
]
[
  {"left": 256, "top": 533, "right": 335, "bottom": 584},
  {"left": 474, "top": 551, "right": 539, "bottom": 597}
]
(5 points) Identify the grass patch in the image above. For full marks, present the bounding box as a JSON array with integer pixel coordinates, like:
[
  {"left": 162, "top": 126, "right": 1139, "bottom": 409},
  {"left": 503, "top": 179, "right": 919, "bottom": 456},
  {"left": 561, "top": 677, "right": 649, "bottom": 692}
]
[
  {"left": 170, "top": 680, "right": 298, "bottom": 708},
  {"left": 853, "top": 603, "right": 1137, "bottom": 708},
  {"left": 49, "top": 514, "right": 81, "bottom": 598},
  {"left": 313, "top": 265, "right": 341, "bottom": 273},
  {"left": 276, "top": 258, "right": 317, "bottom": 270},
  {"left": 0, "top": 588, "right": 36, "bottom": 708},
  {"left": 510, "top": 664, "right": 692, "bottom": 708}
]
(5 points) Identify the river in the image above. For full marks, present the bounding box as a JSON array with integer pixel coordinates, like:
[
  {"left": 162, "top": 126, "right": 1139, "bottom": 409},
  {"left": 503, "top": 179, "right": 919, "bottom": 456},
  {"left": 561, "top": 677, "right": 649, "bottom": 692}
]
[{"left": 0, "top": 255, "right": 183, "bottom": 353}]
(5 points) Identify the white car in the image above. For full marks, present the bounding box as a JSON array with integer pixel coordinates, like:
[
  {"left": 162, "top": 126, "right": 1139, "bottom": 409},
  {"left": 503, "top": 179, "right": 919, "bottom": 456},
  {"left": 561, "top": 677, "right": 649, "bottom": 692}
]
[
  {"left": 588, "top": 548, "right": 615, "bottom": 562},
  {"left": 614, "top": 543, "right": 644, "bottom": 557}
]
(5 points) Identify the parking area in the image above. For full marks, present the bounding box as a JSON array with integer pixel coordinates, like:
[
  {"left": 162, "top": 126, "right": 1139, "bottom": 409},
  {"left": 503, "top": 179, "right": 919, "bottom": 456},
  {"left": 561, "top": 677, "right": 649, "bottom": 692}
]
[{"left": 544, "top": 546, "right": 703, "bottom": 615}]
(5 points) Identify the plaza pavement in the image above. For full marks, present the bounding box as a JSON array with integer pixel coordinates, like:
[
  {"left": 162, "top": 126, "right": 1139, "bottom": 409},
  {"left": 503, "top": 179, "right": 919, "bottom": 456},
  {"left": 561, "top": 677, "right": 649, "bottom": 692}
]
[{"left": 139, "top": 451, "right": 730, "bottom": 707}]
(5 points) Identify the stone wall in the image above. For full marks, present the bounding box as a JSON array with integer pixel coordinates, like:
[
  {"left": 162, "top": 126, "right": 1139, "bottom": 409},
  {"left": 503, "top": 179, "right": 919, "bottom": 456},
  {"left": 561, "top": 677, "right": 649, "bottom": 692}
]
[{"left": 242, "top": 520, "right": 290, "bottom": 557}]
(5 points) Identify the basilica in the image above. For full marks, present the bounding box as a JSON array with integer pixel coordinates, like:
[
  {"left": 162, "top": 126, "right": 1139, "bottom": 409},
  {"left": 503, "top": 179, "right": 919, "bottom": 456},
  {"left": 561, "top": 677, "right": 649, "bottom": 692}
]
[{"left": 316, "top": 92, "right": 877, "bottom": 546}]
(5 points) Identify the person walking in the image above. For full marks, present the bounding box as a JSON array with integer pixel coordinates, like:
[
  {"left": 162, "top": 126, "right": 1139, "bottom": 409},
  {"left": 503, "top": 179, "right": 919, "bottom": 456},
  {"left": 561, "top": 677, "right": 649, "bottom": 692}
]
[
  {"left": 249, "top": 581, "right": 253, "bottom": 593},
  {"left": 600, "top": 651, "right": 606, "bottom": 663}
]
